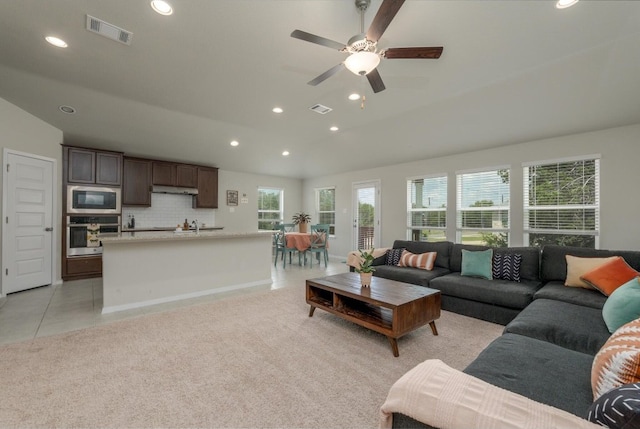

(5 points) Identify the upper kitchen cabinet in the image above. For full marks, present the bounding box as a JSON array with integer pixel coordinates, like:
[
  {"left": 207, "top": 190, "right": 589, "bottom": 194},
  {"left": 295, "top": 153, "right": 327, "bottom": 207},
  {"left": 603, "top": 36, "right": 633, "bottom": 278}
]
[
  {"left": 122, "top": 157, "right": 152, "bottom": 206},
  {"left": 152, "top": 161, "right": 198, "bottom": 187},
  {"left": 65, "top": 146, "right": 122, "bottom": 186},
  {"left": 194, "top": 167, "right": 218, "bottom": 209}
]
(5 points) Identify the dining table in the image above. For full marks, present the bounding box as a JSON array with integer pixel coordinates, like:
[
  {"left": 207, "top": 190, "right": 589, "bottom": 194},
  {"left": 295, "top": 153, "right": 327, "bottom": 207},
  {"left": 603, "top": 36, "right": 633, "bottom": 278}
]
[{"left": 285, "top": 232, "right": 315, "bottom": 252}]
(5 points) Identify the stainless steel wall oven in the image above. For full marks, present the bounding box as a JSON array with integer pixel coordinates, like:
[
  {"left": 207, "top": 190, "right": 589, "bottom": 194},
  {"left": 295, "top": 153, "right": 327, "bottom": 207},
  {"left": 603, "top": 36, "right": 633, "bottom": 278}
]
[{"left": 66, "top": 215, "right": 120, "bottom": 257}]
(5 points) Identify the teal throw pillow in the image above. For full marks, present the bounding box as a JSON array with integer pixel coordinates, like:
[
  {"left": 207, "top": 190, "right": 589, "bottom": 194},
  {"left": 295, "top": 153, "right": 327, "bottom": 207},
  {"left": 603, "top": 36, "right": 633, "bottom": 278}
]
[
  {"left": 603, "top": 277, "right": 640, "bottom": 333},
  {"left": 461, "top": 249, "right": 493, "bottom": 280}
]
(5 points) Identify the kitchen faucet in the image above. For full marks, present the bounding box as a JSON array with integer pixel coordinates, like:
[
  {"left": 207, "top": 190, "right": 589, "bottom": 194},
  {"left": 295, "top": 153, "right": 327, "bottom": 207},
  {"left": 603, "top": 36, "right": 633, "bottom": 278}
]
[{"left": 191, "top": 219, "right": 199, "bottom": 234}]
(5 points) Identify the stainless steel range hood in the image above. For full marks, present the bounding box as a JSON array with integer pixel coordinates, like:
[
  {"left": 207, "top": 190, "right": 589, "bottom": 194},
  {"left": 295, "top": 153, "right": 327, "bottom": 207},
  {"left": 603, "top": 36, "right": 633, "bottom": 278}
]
[{"left": 151, "top": 185, "right": 199, "bottom": 195}]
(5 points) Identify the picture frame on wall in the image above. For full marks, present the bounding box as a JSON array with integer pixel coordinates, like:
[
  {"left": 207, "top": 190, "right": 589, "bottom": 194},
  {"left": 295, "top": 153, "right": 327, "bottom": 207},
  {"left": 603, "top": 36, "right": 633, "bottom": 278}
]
[{"left": 227, "top": 190, "right": 238, "bottom": 206}]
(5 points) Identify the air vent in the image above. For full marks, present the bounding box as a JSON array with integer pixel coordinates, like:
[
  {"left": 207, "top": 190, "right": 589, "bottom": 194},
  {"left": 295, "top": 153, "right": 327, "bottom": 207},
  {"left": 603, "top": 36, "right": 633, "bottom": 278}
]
[
  {"left": 309, "top": 104, "right": 333, "bottom": 115},
  {"left": 86, "top": 15, "right": 133, "bottom": 45}
]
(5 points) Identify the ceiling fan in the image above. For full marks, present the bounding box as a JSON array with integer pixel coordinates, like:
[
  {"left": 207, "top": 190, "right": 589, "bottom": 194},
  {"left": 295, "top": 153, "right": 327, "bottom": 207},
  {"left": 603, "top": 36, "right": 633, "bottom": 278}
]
[{"left": 291, "top": 0, "right": 443, "bottom": 93}]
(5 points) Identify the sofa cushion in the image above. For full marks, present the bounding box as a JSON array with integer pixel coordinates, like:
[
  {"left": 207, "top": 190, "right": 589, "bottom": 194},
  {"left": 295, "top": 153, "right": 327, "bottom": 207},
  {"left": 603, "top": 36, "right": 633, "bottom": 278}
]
[
  {"left": 450, "top": 244, "right": 540, "bottom": 281},
  {"left": 603, "top": 277, "right": 640, "bottom": 333},
  {"left": 385, "top": 248, "right": 405, "bottom": 266},
  {"left": 372, "top": 265, "right": 449, "bottom": 287},
  {"left": 592, "top": 317, "right": 640, "bottom": 400},
  {"left": 534, "top": 281, "right": 607, "bottom": 309},
  {"left": 541, "top": 245, "right": 640, "bottom": 283},
  {"left": 429, "top": 273, "right": 540, "bottom": 309},
  {"left": 504, "top": 299, "right": 610, "bottom": 355},
  {"left": 392, "top": 240, "right": 452, "bottom": 270},
  {"left": 492, "top": 253, "right": 522, "bottom": 282},
  {"left": 461, "top": 249, "right": 493, "bottom": 279},
  {"left": 398, "top": 250, "right": 436, "bottom": 270},
  {"left": 464, "top": 333, "right": 595, "bottom": 417},
  {"left": 587, "top": 383, "right": 640, "bottom": 429},
  {"left": 565, "top": 255, "right": 618, "bottom": 289},
  {"left": 581, "top": 256, "right": 640, "bottom": 296}
]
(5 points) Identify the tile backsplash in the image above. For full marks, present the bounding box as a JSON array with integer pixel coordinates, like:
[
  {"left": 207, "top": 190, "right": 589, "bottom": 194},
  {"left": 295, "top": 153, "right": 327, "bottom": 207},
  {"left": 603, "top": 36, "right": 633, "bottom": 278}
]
[{"left": 123, "top": 193, "right": 216, "bottom": 228}]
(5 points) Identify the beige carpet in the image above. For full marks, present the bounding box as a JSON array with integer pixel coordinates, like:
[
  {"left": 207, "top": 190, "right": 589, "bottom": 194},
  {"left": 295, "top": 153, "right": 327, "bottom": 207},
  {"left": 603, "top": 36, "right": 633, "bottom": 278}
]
[{"left": 0, "top": 283, "right": 503, "bottom": 428}]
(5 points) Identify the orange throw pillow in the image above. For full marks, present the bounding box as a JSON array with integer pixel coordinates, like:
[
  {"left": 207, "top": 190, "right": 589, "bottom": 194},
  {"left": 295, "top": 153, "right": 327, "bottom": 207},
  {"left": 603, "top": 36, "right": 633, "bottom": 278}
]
[
  {"left": 398, "top": 250, "right": 437, "bottom": 271},
  {"left": 592, "top": 317, "right": 640, "bottom": 400},
  {"left": 581, "top": 256, "right": 640, "bottom": 296}
]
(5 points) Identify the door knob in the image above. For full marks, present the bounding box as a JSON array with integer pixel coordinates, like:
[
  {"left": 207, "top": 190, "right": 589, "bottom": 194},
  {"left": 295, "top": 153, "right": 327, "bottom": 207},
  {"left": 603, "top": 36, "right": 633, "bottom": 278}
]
[{"left": 45, "top": 227, "right": 53, "bottom": 231}]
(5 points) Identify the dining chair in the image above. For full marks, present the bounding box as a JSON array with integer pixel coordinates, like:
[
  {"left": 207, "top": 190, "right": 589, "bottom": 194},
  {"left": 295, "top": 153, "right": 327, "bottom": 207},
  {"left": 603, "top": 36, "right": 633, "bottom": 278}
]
[
  {"left": 274, "top": 223, "right": 301, "bottom": 267},
  {"left": 306, "top": 224, "right": 330, "bottom": 267}
]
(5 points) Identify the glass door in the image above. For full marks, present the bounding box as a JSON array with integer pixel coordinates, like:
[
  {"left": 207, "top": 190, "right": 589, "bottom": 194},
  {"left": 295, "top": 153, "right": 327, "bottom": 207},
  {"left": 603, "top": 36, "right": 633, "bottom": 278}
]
[{"left": 352, "top": 180, "right": 380, "bottom": 250}]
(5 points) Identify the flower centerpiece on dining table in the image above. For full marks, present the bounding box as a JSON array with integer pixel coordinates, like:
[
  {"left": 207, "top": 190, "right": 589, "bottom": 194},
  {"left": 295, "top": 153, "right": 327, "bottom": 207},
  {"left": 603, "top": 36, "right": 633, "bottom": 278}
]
[
  {"left": 355, "top": 248, "right": 376, "bottom": 287},
  {"left": 292, "top": 212, "right": 311, "bottom": 233}
]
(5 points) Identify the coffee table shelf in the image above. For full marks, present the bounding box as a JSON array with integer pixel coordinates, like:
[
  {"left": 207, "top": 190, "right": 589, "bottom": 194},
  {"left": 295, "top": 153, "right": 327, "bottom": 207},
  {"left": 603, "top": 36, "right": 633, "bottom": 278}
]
[{"left": 306, "top": 272, "right": 441, "bottom": 357}]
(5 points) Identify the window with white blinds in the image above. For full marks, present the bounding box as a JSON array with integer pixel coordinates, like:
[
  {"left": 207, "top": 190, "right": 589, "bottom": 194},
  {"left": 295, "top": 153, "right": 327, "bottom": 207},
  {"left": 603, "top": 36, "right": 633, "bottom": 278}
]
[
  {"left": 523, "top": 156, "right": 600, "bottom": 248},
  {"left": 406, "top": 175, "right": 447, "bottom": 242},
  {"left": 315, "top": 187, "right": 336, "bottom": 235},
  {"left": 456, "top": 168, "right": 510, "bottom": 247},
  {"left": 257, "top": 187, "right": 283, "bottom": 230}
]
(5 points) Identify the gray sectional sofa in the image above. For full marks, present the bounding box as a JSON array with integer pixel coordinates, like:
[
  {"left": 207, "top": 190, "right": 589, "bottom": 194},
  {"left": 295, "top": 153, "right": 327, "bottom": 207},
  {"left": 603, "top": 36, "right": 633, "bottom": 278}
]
[{"left": 369, "top": 242, "right": 640, "bottom": 428}]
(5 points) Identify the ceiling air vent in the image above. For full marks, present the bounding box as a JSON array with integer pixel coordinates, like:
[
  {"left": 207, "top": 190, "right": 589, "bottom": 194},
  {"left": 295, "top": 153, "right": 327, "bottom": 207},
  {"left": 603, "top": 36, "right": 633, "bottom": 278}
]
[
  {"left": 86, "top": 15, "right": 133, "bottom": 45},
  {"left": 309, "top": 104, "right": 332, "bottom": 115}
]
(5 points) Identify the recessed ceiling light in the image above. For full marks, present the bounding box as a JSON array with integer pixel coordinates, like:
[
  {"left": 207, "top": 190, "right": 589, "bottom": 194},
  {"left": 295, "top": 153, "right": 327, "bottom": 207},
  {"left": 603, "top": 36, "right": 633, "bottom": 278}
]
[
  {"left": 348, "top": 93, "right": 360, "bottom": 101},
  {"left": 556, "top": 0, "right": 579, "bottom": 9},
  {"left": 59, "top": 105, "right": 76, "bottom": 114},
  {"left": 150, "top": 0, "right": 173, "bottom": 15},
  {"left": 230, "top": 140, "right": 239, "bottom": 147},
  {"left": 45, "top": 36, "right": 68, "bottom": 48},
  {"left": 330, "top": 126, "right": 339, "bottom": 132},
  {"left": 272, "top": 107, "right": 283, "bottom": 113},
  {"left": 282, "top": 151, "right": 290, "bottom": 156}
]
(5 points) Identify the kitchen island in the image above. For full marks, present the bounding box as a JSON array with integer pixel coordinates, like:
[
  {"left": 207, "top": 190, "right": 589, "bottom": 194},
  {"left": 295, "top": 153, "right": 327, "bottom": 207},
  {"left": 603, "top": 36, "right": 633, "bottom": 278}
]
[{"left": 100, "top": 230, "right": 273, "bottom": 314}]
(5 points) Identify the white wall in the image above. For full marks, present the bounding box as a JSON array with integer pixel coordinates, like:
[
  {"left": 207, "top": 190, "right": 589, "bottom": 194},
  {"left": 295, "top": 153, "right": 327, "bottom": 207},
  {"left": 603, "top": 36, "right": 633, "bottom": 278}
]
[
  {"left": 0, "top": 97, "right": 64, "bottom": 295},
  {"left": 303, "top": 124, "right": 640, "bottom": 258},
  {"left": 216, "top": 169, "right": 302, "bottom": 232}
]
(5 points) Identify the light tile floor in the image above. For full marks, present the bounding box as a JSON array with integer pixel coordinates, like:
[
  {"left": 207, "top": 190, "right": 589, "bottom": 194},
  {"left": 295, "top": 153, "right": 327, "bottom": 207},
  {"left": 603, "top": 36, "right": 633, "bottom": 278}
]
[{"left": 0, "top": 256, "right": 349, "bottom": 346}]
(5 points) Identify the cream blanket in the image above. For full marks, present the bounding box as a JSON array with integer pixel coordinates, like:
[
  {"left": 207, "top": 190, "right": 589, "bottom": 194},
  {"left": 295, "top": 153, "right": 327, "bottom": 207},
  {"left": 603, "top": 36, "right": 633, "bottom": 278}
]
[
  {"left": 346, "top": 247, "right": 390, "bottom": 269},
  {"left": 379, "top": 359, "right": 599, "bottom": 429}
]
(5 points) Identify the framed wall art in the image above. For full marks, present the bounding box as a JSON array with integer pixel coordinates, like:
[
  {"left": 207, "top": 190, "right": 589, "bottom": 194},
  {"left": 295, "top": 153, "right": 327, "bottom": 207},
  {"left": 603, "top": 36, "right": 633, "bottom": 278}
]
[{"left": 227, "top": 190, "right": 238, "bottom": 206}]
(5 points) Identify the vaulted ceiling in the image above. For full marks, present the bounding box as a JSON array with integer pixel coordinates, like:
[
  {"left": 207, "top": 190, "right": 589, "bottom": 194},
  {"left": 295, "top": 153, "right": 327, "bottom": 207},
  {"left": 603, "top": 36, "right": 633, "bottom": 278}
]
[{"left": 1, "top": 1, "right": 639, "bottom": 179}]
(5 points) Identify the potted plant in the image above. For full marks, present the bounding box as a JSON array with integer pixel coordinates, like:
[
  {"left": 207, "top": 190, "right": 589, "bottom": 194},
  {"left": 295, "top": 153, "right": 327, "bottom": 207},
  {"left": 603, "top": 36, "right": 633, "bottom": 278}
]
[
  {"left": 355, "top": 248, "right": 376, "bottom": 287},
  {"left": 292, "top": 212, "right": 311, "bottom": 233}
]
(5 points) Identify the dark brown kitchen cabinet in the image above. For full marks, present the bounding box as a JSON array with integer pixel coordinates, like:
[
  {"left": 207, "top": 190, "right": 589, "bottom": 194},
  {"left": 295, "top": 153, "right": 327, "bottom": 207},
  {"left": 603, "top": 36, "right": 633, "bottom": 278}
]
[
  {"left": 65, "top": 146, "right": 122, "bottom": 186},
  {"left": 152, "top": 161, "right": 175, "bottom": 186},
  {"left": 194, "top": 167, "right": 218, "bottom": 208},
  {"left": 64, "top": 256, "right": 102, "bottom": 279},
  {"left": 176, "top": 164, "right": 198, "bottom": 187},
  {"left": 152, "top": 162, "right": 198, "bottom": 187},
  {"left": 122, "top": 157, "right": 152, "bottom": 206}
]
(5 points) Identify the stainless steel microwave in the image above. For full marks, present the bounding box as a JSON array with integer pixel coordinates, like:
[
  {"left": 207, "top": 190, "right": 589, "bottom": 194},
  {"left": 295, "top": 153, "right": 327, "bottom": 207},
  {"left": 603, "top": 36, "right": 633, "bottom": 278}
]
[{"left": 67, "top": 185, "right": 121, "bottom": 214}]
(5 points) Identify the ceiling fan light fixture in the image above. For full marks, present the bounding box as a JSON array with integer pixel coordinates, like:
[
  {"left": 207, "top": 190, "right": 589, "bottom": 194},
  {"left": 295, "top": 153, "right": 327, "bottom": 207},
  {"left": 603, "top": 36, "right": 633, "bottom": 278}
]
[{"left": 344, "top": 51, "right": 380, "bottom": 76}]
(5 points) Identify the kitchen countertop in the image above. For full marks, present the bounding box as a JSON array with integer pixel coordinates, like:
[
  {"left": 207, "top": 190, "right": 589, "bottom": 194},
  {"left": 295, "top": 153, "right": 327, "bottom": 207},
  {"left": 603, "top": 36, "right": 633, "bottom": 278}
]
[
  {"left": 101, "top": 230, "right": 271, "bottom": 244},
  {"left": 121, "top": 226, "right": 224, "bottom": 232}
]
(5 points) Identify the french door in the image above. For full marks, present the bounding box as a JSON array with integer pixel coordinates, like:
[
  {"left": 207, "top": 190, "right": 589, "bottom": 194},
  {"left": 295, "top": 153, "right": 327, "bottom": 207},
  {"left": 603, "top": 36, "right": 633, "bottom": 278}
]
[{"left": 352, "top": 180, "right": 380, "bottom": 250}]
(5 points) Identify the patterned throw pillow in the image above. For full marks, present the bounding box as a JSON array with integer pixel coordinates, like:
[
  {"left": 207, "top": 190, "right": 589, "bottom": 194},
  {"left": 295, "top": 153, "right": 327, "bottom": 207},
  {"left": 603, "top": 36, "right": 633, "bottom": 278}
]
[
  {"left": 398, "top": 250, "right": 437, "bottom": 271},
  {"left": 592, "top": 317, "right": 640, "bottom": 400},
  {"left": 385, "top": 248, "right": 405, "bottom": 266},
  {"left": 588, "top": 383, "right": 640, "bottom": 428},
  {"left": 492, "top": 253, "right": 522, "bottom": 282}
]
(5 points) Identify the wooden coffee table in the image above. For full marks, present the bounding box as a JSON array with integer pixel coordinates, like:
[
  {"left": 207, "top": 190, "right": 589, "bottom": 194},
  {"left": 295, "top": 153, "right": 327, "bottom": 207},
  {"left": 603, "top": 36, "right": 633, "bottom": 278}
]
[{"left": 306, "top": 272, "right": 441, "bottom": 357}]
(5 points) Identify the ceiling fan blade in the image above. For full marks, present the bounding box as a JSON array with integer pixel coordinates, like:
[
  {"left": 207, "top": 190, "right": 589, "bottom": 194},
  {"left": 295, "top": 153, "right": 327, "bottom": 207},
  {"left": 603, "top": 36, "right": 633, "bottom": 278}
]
[
  {"left": 308, "top": 63, "right": 345, "bottom": 86},
  {"left": 366, "top": 68, "right": 386, "bottom": 93},
  {"left": 366, "top": 0, "right": 405, "bottom": 42},
  {"left": 384, "top": 47, "right": 443, "bottom": 59},
  {"left": 290, "top": 30, "right": 346, "bottom": 51}
]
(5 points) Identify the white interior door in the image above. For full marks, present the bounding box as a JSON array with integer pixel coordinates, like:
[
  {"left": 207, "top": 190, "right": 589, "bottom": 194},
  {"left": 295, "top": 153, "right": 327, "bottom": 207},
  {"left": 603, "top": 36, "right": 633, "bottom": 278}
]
[
  {"left": 2, "top": 150, "right": 54, "bottom": 294},
  {"left": 352, "top": 180, "right": 380, "bottom": 250}
]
